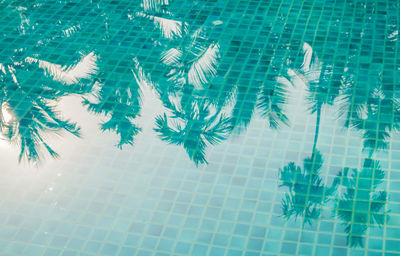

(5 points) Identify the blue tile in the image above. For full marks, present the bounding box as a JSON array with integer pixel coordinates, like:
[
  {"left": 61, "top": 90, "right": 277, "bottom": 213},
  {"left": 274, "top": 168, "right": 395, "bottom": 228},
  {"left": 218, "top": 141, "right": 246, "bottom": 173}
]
[
  {"left": 192, "top": 244, "right": 209, "bottom": 256},
  {"left": 0, "top": 1, "right": 399, "bottom": 256}
]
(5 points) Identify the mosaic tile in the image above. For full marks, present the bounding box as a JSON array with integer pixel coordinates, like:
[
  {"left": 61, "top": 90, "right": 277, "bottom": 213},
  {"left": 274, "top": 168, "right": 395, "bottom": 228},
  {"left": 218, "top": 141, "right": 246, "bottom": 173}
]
[{"left": 0, "top": 0, "right": 400, "bottom": 255}]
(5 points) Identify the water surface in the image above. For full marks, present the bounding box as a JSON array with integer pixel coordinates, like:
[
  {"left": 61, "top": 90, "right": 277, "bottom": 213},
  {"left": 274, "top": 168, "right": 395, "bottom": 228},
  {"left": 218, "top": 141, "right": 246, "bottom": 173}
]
[{"left": 0, "top": 0, "right": 399, "bottom": 255}]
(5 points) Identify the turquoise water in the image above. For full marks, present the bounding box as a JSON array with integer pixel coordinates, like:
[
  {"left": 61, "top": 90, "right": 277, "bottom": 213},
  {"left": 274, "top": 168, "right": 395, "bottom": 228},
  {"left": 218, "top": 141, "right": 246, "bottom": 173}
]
[{"left": 0, "top": 0, "right": 399, "bottom": 255}]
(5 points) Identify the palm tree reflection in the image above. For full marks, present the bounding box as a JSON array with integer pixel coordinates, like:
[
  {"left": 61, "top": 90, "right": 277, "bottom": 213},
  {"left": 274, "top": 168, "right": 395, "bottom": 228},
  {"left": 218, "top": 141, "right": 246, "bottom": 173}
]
[
  {"left": 83, "top": 59, "right": 143, "bottom": 148},
  {"left": 2, "top": 0, "right": 398, "bottom": 181},
  {"left": 0, "top": 2, "right": 100, "bottom": 163},
  {"left": 279, "top": 150, "right": 333, "bottom": 225},
  {"left": 1, "top": 51, "right": 97, "bottom": 163},
  {"left": 154, "top": 101, "right": 231, "bottom": 165},
  {"left": 0, "top": 2, "right": 395, "bottom": 248},
  {"left": 152, "top": 24, "right": 232, "bottom": 164},
  {"left": 333, "top": 158, "right": 388, "bottom": 247},
  {"left": 338, "top": 77, "right": 400, "bottom": 153},
  {"left": 278, "top": 42, "right": 339, "bottom": 225},
  {"left": 230, "top": 57, "right": 292, "bottom": 132}
]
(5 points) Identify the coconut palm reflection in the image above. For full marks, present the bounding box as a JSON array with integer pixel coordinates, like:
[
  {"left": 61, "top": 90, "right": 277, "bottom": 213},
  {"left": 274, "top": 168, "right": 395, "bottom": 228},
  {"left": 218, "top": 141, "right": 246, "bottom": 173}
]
[
  {"left": 338, "top": 72, "right": 400, "bottom": 153},
  {"left": 299, "top": 43, "right": 338, "bottom": 151},
  {"left": 278, "top": 43, "right": 341, "bottom": 225},
  {"left": 278, "top": 112, "right": 332, "bottom": 225},
  {"left": 150, "top": 19, "right": 231, "bottom": 164},
  {"left": 83, "top": 59, "right": 143, "bottom": 148},
  {"left": 0, "top": 0, "right": 234, "bottom": 164},
  {"left": 154, "top": 101, "right": 231, "bottom": 165},
  {"left": 0, "top": 2, "right": 98, "bottom": 163},
  {"left": 133, "top": 0, "right": 294, "bottom": 163},
  {"left": 2, "top": 0, "right": 399, "bottom": 177},
  {"left": 0, "top": 1, "right": 395, "bottom": 250},
  {"left": 278, "top": 42, "right": 390, "bottom": 245},
  {"left": 0, "top": 52, "right": 97, "bottom": 163},
  {"left": 279, "top": 150, "right": 334, "bottom": 225},
  {"left": 230, "top": 52, "right": 291, "bottom": 132},
  {"left": 335, "top": 7, "right": 400, "bottom": 154},
  {"left": 333, "top": 158, "right": 388, "bottom": 247}
]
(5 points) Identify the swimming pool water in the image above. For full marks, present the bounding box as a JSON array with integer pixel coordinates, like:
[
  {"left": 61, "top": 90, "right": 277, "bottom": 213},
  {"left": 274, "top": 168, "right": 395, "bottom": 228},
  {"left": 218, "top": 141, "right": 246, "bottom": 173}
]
[{"left": 0, "top": 0, "right": 399, "bottom": 255}]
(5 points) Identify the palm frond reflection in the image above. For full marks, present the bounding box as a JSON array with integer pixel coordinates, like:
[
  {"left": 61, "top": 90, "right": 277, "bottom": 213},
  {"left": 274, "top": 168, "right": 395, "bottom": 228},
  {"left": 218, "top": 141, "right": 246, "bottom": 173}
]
[{"left": 333, "top": 159, "right": 388, "bottom": 247}]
